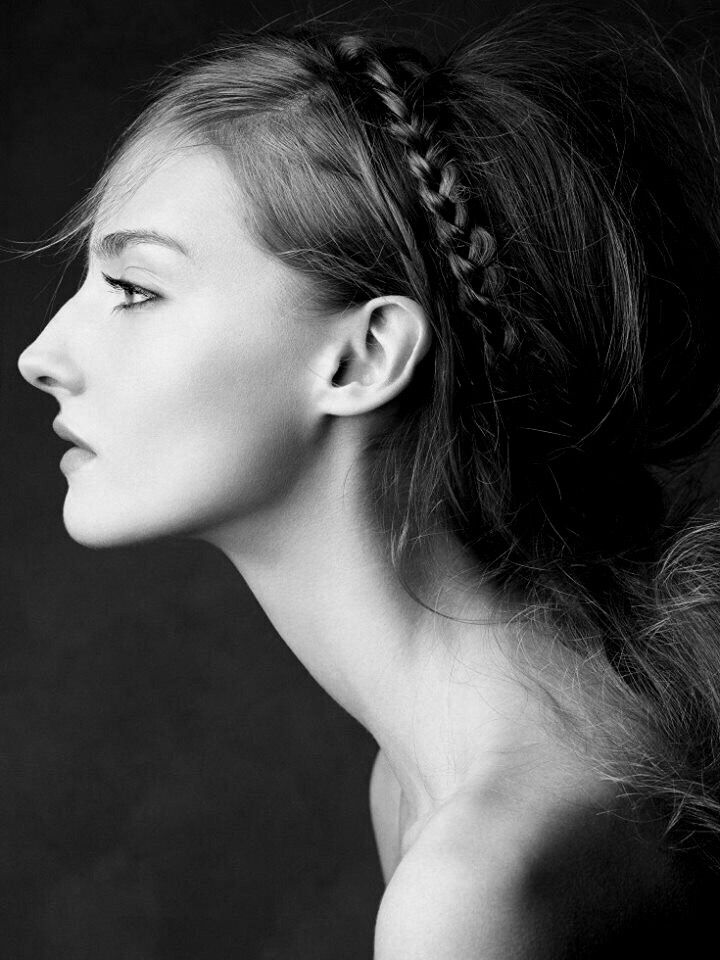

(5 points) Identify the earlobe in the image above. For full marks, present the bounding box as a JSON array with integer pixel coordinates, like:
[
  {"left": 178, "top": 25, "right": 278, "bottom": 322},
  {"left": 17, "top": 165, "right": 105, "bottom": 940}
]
[{"left": 318, "top": 295, "right": 431, "bottom": 418}]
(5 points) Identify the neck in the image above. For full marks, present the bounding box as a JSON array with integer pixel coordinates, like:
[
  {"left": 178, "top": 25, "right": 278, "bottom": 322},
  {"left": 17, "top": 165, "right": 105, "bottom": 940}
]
[{"left": 199, "top": 433, "right": 573, "bottom": 825}]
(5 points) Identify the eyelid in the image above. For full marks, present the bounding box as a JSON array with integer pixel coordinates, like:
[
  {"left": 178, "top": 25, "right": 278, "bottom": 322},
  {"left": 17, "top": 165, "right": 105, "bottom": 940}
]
[{"left": 101, "top": 271, "right": 160, "bottom": 310}]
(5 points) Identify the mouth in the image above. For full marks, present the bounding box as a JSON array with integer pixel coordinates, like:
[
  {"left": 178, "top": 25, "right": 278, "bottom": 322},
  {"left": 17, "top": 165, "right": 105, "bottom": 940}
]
[
  {"left": 52, "top": 418, "right": 95, "bottom": 454},
  {"left": 52, "top": 418, "right": 97, "bottom": 476}
]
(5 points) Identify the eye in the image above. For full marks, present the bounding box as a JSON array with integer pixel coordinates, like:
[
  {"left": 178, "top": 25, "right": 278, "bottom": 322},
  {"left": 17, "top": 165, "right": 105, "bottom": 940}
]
[{"left": 102, "top": 272, "right": 160, "bottom": 311}]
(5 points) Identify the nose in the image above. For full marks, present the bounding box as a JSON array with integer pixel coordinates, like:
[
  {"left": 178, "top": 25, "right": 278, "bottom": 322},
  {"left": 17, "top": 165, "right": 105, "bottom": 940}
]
[{"left": 17, "top": 309, "right": 84, "bottom": 397}]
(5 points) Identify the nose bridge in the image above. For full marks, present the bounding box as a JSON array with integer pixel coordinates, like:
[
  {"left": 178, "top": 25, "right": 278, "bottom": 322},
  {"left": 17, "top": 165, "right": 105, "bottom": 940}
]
[{"left": 17, "top": 295, "right": 84, "bottom": 395}]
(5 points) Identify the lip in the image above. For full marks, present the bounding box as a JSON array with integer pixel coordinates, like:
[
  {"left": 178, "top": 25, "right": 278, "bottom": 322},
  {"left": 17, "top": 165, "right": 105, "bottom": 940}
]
[{"left": 52, "top": 418, "right": 95, "bottom": 453}]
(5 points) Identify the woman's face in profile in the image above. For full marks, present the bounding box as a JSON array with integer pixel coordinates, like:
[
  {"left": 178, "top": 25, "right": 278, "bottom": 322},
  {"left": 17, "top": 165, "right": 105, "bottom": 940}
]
[{"left": 18, "top": 147, "right": 326, "bottom": 549}]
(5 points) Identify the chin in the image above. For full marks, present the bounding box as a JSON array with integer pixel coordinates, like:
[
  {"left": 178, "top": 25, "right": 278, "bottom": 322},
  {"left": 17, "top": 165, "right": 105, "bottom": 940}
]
[
  {"left": 61, "top": 492, "right": 240, "bottom": 549},
  {"left": 59, "top": 468, "right": 279, "bottom": 550},
  {"left": 62, "top": 517, "right": 155, "bottom": 550},
  {"left": 62, "top": 500, "right": 171, "bottom": 549}
]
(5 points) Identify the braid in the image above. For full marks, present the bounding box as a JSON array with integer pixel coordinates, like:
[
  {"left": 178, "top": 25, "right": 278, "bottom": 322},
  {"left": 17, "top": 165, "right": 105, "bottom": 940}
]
[{"left": 330, "top": 35, "right": 509, "bottom": 365}]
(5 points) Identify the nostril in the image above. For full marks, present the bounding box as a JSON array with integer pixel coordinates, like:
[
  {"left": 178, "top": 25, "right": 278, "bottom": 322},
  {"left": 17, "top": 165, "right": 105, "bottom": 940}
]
[{"left": 17, "top": 351, "right": 82, "bottom": 394}]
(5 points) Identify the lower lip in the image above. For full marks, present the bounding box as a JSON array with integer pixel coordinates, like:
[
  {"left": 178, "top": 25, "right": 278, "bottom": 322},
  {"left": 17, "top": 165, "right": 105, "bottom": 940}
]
[{"left": 60, "top": 447, "right": 96, "bottom": 474}]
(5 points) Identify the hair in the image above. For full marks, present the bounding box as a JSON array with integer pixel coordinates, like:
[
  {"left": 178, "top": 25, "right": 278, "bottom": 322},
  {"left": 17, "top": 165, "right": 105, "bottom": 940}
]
[{"left": 25, "top": 2, "right": 720, "bottom": 863}]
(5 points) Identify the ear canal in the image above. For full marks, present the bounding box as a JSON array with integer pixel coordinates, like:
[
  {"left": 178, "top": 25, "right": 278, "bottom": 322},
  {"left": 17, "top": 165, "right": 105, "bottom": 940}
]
[{"left": 331, "top": 353, "right": 352, "bottom": 387}]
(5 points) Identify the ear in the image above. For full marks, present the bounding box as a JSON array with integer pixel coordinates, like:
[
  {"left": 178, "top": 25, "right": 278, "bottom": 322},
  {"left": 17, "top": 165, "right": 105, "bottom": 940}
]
[{"left": 316, "top": 295, "right": 432, "bottom": 417}]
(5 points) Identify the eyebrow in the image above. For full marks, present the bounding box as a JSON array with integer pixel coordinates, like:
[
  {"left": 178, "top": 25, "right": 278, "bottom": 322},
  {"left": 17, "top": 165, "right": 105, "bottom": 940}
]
[{"left": 89, "top": 229, "right": 192, "bottom": 261}]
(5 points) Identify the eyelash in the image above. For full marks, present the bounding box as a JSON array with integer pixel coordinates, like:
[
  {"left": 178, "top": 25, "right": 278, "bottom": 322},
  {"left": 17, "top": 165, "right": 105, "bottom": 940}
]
[{"left": 101, "top": 272, "right": 160, "bottom": 311}]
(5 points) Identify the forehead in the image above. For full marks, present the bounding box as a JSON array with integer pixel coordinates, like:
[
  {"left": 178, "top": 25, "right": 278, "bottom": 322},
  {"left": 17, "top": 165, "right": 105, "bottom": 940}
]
[
  {"left": 87, "top": 139, "right": 311, "bottom": 318},
  {"left": 90, "top": 145, "right": 252, "bottom": 265}
]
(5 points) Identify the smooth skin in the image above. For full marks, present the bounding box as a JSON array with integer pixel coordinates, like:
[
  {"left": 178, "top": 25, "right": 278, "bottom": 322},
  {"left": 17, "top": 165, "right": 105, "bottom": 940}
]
[{"left": 18, "top": 145, "right": 691, "bottom": 957}]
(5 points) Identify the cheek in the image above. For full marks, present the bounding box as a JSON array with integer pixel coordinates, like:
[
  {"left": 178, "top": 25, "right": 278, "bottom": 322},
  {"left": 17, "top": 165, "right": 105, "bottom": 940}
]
[
  {"left": 175, "top": 374, "right": 310, "bottom": 509},
  {"left": 108, "top": 327, "right": 313, "bottom": 522}
]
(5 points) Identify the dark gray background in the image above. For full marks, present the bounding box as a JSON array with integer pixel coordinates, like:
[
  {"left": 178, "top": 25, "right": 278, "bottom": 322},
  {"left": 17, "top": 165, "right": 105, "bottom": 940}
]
[{"left": 1, "top": 1, "right": 715, "bottom": 957}]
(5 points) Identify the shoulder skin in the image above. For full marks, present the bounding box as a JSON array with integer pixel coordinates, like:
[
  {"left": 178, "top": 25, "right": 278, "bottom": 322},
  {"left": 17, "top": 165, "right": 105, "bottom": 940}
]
[
  {"left": 373, "top": 796, "right": 557, "bottom": 960},
  {"left": 372, "top": 776, "right": 688, "bottom": 960}
]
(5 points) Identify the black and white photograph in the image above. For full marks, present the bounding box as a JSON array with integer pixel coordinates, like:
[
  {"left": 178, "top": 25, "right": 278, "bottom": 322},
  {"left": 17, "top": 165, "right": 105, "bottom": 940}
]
[{"left": 4, "top": 0, "right": 720, "bottom": 956}]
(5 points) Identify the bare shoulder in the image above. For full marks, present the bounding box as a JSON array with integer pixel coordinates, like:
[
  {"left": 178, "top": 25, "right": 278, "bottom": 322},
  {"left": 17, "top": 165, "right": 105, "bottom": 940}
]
[
  {"left": 373, "top": 787, "right": 693, "bottom": 960},
  {"left": 373, "top": 794, "right": 552, "bottom": 960}
]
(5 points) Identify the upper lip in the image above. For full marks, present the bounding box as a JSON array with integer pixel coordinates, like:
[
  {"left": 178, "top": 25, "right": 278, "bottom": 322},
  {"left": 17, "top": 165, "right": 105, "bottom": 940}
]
[{"left": 52, "top": 419, "right": 95, "bottom": 453}]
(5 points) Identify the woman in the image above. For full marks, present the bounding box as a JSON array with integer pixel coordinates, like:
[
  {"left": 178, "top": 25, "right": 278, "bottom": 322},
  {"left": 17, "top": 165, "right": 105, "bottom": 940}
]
[{"left": 16, "top": 3, "right": 720, "bottom": 955}]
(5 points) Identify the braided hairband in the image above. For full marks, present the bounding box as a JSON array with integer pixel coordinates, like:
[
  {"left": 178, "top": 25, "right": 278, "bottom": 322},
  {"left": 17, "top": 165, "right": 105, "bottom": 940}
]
[{"left": 329, "top": 35, "right": 508, "bottom": 365}]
